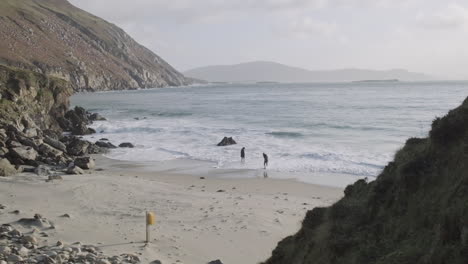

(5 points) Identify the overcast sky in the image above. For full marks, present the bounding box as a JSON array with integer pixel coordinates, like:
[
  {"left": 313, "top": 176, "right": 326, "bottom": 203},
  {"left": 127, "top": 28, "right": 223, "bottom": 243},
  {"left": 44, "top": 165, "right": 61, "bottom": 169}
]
[{"left": 68, "top": 0, "right": 468, "bottom": 79}]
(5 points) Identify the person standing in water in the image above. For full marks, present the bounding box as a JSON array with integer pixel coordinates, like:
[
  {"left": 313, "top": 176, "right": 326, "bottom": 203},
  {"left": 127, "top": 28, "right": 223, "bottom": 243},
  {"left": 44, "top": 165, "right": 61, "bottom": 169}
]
[
  {"left": 263, "top": 153, "right": 268, "bottom": 169},
  {"left": 241, "top": 147, "right": 245, "bottom": 163}
]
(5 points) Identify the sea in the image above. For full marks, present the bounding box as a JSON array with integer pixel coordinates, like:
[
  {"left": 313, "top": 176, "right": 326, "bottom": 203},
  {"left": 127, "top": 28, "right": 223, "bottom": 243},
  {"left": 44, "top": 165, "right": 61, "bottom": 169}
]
[{"left": 71, "top": 81, "right": 468, "bottom": 187}]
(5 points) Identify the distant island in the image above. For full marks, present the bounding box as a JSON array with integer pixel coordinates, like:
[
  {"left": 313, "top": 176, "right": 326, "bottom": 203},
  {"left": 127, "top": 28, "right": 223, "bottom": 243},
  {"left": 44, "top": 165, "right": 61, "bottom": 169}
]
[
  {"left": 184, "top": 61, "right": 432, "bottom": 83},
  {"left": 353, "top": 79, "right": 400, "bottom": 83}
]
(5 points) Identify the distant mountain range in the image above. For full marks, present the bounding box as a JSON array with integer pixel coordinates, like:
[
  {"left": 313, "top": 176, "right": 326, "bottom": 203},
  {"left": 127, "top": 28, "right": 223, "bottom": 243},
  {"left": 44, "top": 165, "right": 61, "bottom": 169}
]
[{"left": 184, "top": 61, "right": 433, "bottom": 83}]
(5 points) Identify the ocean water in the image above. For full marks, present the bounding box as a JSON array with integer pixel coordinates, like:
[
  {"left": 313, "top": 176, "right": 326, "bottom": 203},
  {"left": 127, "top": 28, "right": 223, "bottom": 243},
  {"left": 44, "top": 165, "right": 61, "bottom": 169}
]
[{"left": 72, "top": 82, "right": 468, "bottom": 185}]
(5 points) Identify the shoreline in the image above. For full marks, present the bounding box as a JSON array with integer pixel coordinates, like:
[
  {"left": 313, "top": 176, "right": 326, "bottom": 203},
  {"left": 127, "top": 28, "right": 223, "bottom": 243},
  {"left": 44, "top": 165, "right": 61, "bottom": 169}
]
[{"left": 0, "top": 155, "right": 343, "bottom": 264}]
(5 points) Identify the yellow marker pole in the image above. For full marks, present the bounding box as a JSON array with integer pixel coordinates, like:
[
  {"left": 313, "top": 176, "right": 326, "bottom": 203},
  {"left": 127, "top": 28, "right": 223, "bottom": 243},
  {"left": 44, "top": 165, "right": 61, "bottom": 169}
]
[{"left": 146, "top": 211, "right": 156, "bottom": 243}]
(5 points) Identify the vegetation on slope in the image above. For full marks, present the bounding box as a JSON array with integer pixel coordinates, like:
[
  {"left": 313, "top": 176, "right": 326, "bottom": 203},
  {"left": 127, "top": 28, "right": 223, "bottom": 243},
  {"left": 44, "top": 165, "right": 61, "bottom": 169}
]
[
  {"left": 264, "top": 97, "right": 468, "bottom": 264},
  {"left": 0, "top": 0, "right": 189, "bottom": 91}
]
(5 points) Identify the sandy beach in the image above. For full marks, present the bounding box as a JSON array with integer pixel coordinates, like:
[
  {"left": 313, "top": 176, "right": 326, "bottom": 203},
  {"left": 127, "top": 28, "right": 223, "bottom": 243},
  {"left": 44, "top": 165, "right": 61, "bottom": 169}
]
[{"left": 0, "top": 156, "right": 343, "bottom": 264}]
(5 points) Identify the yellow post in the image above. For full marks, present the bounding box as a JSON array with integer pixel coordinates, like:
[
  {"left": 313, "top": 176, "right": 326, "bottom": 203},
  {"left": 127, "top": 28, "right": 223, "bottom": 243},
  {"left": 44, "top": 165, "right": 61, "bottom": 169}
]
[{"left": 146, "top": 211, "right": 156, "bottom": 243}]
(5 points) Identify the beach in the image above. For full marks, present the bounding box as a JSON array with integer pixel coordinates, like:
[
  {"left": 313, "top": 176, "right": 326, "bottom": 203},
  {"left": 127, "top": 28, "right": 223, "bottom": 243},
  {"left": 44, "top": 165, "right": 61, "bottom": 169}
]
[{"left": 0, "top": 156, "right": 343, "bottom": 264}]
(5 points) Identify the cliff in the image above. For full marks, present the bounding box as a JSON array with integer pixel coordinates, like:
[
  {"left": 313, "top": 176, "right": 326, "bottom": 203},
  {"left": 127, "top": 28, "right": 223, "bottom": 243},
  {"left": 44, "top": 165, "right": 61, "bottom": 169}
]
[
  {"left": 264, "top": 97, "right": 468, "bottom": 264},
  {"left": 0, "top": 64, "right": 72, "bottom": 131},
  {"left": 0, "top": 0, "right": 189, "bottom": 91}
]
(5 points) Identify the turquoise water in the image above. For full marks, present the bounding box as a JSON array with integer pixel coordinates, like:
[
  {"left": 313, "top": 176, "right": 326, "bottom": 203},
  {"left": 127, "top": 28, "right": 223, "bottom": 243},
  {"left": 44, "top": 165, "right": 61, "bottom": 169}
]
[{"left": 72, "top": 81, "right": 468, "bottom": 183}]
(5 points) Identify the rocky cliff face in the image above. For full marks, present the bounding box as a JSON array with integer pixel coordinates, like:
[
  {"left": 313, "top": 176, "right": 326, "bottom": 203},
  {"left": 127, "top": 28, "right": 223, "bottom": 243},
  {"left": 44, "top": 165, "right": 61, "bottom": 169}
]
[
  {"left": 0, "top": 65, "right": 112, "bottom": 175},
  {"left": 0, "top": 64, "right": 72, "bottom": 131},
  {"left": 264, "top": 98, "right": 468, "bottom": 264},
  {"left": 0, "top": 0, "right": 189, "bottom": 91}
]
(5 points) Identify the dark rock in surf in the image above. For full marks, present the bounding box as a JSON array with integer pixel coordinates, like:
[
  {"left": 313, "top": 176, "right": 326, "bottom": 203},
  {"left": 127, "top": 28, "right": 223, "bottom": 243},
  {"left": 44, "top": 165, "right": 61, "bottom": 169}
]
[
  {"left": 217, "top": 137, "right": 237, "bottom": 146},
  {"left": 96, "top": 141, "right": 117, "bottom": 149},
  {"left": 119, "top": 142, "right": 134, "bottom": 148},
  {"left": 89, "top": 113, "right": 107, "bottom": 121}
]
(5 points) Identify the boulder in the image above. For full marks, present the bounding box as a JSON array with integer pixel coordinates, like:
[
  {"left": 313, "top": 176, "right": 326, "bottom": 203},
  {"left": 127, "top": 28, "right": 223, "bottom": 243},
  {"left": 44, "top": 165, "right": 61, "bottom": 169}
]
[
  {"left": 96, "top": 141, "right": 117, "bottom": 149},
  {"left": 87, "top": 143, "right": 104, "bottom": 154},
  {"left": 208, "top": 260, "right": 224, "bottom": 264},
  {"left": 44, "top": 136, "right": 67, "bottom": 152},
  {"left": 47, "top": 175, "right": 63, "bottom": 181},
  {"left": 35, "top": 165, "right": 52, "bottom": 176},
  {"left": 89, "top": 113, "right": 107, "bottom": 121},
  {"left": 38, "top": 143, "right": 63, "bottom": 158},
  {"left": 0, "top": 159, "right": 16, "bottom": 176},
  {"left": 74, "top": 157, "right": 95, "bottom": 170},
  {"left": 72, "top": 122, "right": 93, "bottom": 135},
  {"left": 118, "top": 142, "right": 134, "bottom": 148},
  {"left": 11, "top": 146, "right": 38, "bottom": 161},
  {"left": 217, "top": 137, "right": 237, "bottom": 146},
  {"left": 66, "top": 138, "right": 90, "bottom": 156},
  {"left": 66, "top": 166, "right": 84, "bottom": 175}
]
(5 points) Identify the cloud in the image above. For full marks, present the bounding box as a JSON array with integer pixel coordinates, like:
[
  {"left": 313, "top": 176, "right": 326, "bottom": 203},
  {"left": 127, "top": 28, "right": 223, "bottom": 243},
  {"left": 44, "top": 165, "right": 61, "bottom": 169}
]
[
  {"left": 288, "top": 17, "right": 338, "bottom": 38},
  {"left": 416, "top": 4, "right": 468, "bottom": 30}
]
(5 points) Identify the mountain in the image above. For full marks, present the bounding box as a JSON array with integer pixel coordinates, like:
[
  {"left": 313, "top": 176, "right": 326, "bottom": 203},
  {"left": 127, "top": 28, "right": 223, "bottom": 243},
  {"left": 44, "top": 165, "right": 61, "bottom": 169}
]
[
  {"left": 264, "top": 97, "right": 468, "bottom": 264},
  {"left": 0, "top": 0, "right": 190, "bottom": 91},
  {"left": 184, "top": 61, "right": 432, "bottom": 83}
]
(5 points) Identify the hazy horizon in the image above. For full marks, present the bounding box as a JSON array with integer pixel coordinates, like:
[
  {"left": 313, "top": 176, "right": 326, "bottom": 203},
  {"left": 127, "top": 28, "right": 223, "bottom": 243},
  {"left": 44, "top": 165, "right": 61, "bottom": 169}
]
[{"left": 69, "top": 0, "right": 468, "bottom": 80}]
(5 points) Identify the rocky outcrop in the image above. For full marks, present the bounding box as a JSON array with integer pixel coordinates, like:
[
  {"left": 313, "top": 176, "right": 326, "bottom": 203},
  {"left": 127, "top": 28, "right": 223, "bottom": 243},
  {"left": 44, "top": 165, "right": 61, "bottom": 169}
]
[
  {"left": 0, "top": 0, "right": 192, "bottom": 92},
  {"left": 264, "top": 97, "right": 468, "bottom": 264},
  {"left": 217, "top": 137, "right": 237, "bottom": 146},
  {"left": 0, "top": 65, "right": 105, "bottom": 175}
]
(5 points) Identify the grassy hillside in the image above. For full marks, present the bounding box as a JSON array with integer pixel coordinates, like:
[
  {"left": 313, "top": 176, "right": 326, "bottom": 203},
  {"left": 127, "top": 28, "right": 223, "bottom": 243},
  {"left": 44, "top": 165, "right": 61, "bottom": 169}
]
[
  {"left": 264, "top": 97, "right": 468, "bottom": 264},
  {"left": 0, "top": 0, "right": 189, "bottom": 91}
]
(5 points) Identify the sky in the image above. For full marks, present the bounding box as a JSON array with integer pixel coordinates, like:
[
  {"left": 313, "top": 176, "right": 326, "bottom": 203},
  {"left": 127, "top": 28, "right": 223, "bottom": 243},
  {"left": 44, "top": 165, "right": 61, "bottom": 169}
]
[{"left": 68, "top": 0, "right": 468, "bottom": 79}]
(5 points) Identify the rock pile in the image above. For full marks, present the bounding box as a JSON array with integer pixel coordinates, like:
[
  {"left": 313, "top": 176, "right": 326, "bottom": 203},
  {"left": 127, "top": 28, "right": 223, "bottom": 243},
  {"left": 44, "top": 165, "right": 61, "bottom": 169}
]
[
  {"left": 0, "top": 108, "right": 106, "bottom": 177},
  {"left": 0, "top": 216, "right": 141, "bottom": 264}
]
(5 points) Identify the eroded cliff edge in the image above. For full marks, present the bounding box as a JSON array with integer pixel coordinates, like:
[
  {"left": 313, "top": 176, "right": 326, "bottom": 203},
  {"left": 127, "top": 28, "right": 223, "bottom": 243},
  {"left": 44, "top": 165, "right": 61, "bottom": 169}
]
[
  {"left": 264, "top": 97, "right": 468, "bottom": 264},
  {"left": 0, "top": 0, "right": 190, "bottom": 91}
]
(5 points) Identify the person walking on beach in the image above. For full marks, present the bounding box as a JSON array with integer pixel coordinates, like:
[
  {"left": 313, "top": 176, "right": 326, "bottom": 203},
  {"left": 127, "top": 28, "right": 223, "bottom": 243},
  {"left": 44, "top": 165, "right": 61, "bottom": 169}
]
[
  {"left": 263, "top": 153, "right": 268, "bottom": 169},
  {"left": 241, "top": 147, "right": 245, "bottom": 163}
]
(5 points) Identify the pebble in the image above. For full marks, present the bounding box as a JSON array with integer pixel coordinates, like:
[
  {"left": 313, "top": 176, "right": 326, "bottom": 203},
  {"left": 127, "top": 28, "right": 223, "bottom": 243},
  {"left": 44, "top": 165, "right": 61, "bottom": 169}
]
[{"left": 22, "top": 235, "right": 38, "bottom": 245}]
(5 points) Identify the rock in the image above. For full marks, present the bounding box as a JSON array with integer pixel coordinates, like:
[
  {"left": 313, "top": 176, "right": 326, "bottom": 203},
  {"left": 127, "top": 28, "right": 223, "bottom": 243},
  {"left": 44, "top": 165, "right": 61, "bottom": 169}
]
[
  {"left": 66, "top": 166, "right": 84, "bottom": 175},
  {"left": 7, "top": 254, "right": 23, "bottom": 262},
  {"left": 200, "top": 176, "right": 205, "bottom": 179},
  {"left": 17, "top": 165, "right": 35, "bottom": 173},
  {"left": 97, "top": 259, "right": 111, "bottom": 264},
  {"left": 35, "top": 165, "right": 52, "bottom": 176},
  {"left": 95, "top": 141, "right": 117, "bottom": 149},
  {"left": 47, "top": 175, "right": 63, "bottom": 181},
  {"left": 0, "top": 260, "right": 6, "bottom": 264},
  {"left": 11, "top": 146, "right": 38, "bottom": 161},
  {"left": 217, "top": 137, "right": 236, "bottom": 146},
  {"left": 66, "top": 138, "right": 90, "bottom": 156},
  {"left": 39, "top": 143, "right": 63, "bottom": 159},
  {"left": 21, "top": 235, "right": 38, "bottom": 245},
  {"left": 208, "top": 260, "right": 224, "bottom": 264},
  {"left": 119, "top": 142, "right": 134, "bottom": 148},
  {"left": 18, "top": 246, "right": 29, "bottom": 257},
  {"left": 44, "top": 136, "right": 67, "bottom": 152},
  {"left": 217, "top": 190, "right": 225, "bottom": 193},
  {"left": 60, "top": 213, "right": 71, "bottom": 218},
  {"left": 0, "top": 245, "right": 11, "bottom": 255},
  {"left": 87, "top": 143, "right": 103, "bottom": 154},
  {"left": 74, "top": 157, "right": 95, "bottom": 170},
  {"left": 72, "top": 122, "right": 94, "bottom": 135},
  {"left": 0, "top": 158, "right": 17, "bottom": 176},
  {"left": 24, "top": 128, "right": 38, "bottom": 138},
  {"left": 100, "top": 138, "right": 109, "bottom": 141},
  {"left": 0, "top": 147, "right": 8, "bottom": 156},
  {"left": 10, "top": 210, "right": 20, "bottom": 214},
  {"left": 150, "top": 261, "right": 162, "bottom": 264},
  {"left": 18, "top": 215, "right": 50, "bottom": 228},
  {"left": 89, "top": 113, "right": 107, "bottom": 121}
]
